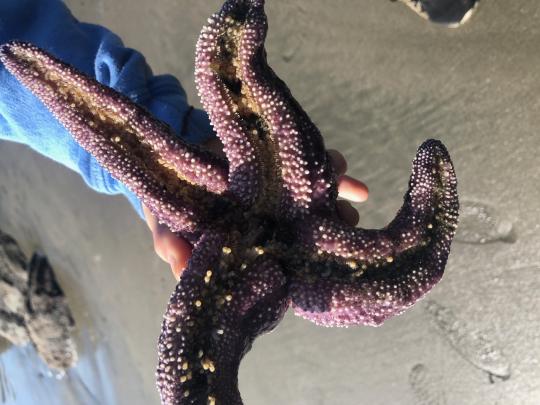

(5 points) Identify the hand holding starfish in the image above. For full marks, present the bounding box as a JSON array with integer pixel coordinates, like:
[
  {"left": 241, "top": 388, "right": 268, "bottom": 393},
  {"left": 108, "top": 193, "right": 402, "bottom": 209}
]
[
  {"left": 145, "top": 147, "right": 369, "bottom": 279},
  {"left": 0, "top": 1, "right": 458, "bottom": 402}
]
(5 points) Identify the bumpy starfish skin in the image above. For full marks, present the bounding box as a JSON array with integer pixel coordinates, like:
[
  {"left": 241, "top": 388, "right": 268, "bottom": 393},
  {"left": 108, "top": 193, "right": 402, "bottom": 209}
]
[
  {"left": 0, "top": 0, "right": 459, "bottom": 403},
  {"left": 195, "top": 0, "right": 335, "bottom": 215},
  {"left": 292, "top": 140, "right": 457, "bottom": 326},
  {"left": 0, "top": 42, "right": 229, "bottom": 236}
]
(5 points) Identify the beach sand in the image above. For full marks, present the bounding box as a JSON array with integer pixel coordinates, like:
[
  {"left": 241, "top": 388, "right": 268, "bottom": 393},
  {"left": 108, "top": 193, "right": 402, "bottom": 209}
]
[{"left": 0, "top": 0, "right": 539, "bottom": 403}]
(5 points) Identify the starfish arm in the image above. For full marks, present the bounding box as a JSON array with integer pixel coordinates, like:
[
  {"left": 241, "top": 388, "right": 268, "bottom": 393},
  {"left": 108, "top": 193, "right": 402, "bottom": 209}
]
[
  {"left": 291, "top": 140, "right": 459, "bottom": 326},
  {"left": 0, "top": 41, "right": 230, "bottom": 233},
  {"left": 157, "top": 232, "right": 288, "bottom": 405},
  {"left": 0, "top": 41, "right": 228, "bottom": 194},
  {"left": 235, "top": 0, "right": 336, "bottom": 216},
  {"left": 195, "top": 7, "right": 264, "bottom": 207}
]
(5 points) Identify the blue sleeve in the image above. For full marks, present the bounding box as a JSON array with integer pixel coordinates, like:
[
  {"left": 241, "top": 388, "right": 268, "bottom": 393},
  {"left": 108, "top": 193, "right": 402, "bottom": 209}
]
[{"left": 0, "top": 0, "right": 215, "bottom": 219}]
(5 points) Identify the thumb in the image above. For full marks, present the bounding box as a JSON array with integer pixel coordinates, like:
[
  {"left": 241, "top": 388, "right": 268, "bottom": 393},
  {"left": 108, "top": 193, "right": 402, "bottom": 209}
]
[{"left": 143, "top": 205, "right": 193, "bottom": 280}]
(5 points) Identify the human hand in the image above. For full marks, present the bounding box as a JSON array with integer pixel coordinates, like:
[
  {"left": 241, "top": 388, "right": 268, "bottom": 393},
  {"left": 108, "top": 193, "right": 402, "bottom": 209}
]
[{"left": 144, "top": 147, "right": 368, "bottom": 281}]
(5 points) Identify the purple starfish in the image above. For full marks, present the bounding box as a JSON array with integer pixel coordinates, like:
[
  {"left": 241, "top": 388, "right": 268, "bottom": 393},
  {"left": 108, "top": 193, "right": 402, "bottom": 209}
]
[{"left": 0, "top": 0, "right": 459, "bottom": 403}]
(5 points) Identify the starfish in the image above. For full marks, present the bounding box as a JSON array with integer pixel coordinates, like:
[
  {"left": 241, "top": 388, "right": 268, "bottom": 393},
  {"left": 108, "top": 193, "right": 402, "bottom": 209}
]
[{"left": 0, "top": 0, "right": 459, "bottom": 403}]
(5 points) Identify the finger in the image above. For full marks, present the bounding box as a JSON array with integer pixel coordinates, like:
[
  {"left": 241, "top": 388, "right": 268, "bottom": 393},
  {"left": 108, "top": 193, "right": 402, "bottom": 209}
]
[
  {"left": 152, "top": 229, "right": 192, "bottom": 280},
  {"left": 144, "top": 204, "right": 192, "bottom": 280},
  {"left": 143, "top": 205, "right": 159, "bottom": 232},
  {"left": 144, "top": 205, "right": 170, "bottom": 261},
  {"left": 337, "top": 175, "right": 369, "bottom": 203},
  {"left": 162, "top": 234, "right": 192, "bottom": 281},
  {"left": 336, "top": 200, "right": 360, "bottom": 226},
  {"left": 327, "top": 149, "right": 347, "bottom": 177}
]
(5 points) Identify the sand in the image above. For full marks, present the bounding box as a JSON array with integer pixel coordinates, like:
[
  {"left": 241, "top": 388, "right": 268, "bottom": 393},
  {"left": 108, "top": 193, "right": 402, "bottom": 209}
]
[{"left": 0, "top": 0, "right": 539, "bottom": 403}]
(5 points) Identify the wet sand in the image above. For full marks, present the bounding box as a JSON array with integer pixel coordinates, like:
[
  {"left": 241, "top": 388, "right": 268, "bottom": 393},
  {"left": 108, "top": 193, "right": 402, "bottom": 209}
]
[{"left": 0, "top": 0, "right": 539, "bottom": 403}]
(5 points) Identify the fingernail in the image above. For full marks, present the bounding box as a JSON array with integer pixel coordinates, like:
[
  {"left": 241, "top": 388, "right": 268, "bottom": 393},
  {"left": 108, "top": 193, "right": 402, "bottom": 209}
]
[{"left": 338, "top": 176, "right": 369, "bottom": 203}]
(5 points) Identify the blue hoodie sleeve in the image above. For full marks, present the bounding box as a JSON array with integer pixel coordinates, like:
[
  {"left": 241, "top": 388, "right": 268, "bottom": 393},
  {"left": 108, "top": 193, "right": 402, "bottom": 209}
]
[{"left": 0, "top": 0, "right": 215, "bottom": 219}]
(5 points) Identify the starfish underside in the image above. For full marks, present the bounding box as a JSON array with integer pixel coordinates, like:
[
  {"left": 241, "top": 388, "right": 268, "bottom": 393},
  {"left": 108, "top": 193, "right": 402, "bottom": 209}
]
[{"left": 0, "top": 0, "right": 459, "bottom": 404}]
